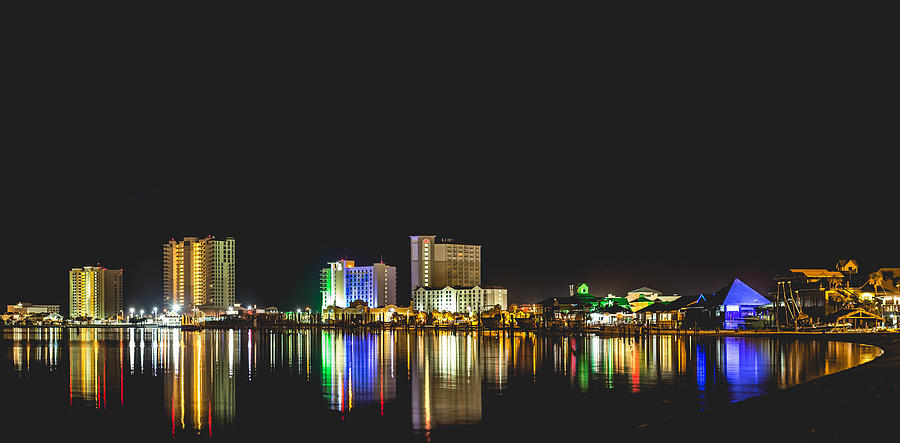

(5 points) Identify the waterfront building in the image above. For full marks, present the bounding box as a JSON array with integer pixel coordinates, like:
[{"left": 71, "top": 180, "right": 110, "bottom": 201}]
[
  {"left": 162, "top": 236, "right": 235, "bottom": 309},
  {"left": 626, "top": 286, "right": 661, "bottom": 301},
  {"left": 412, "top": 285, "right": 507, "bottom": 313},
  {"left": 771, "top": 268, "right": 850, "bottom": 322},
  {"left": 684, "top": 278, "right": 769, "bottom": 330},
  {"left": 320, "top": 259, "right": 397, "bottom": 309},
  {"left": 6, "top": 302, "right": 61, "bottom": 315},
  {"left": 69, "top": 266, "right": 123, "bottom": 320},
  {"left": 626, "top": 286, "right": 680, "bottom": 303},
  {"left": 409, "top": 235, "right": 481, "bottom": 292}
]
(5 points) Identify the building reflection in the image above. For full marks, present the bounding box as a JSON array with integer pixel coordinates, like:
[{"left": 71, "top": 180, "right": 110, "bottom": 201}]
[
  {"left": 10, "top": 328, "right": 63, "bottom": 375},
  {"left": 410, "top": 330, "right": 483, "bottom": 431},
  {"left": 1, "top": 326, "right": 884, "bottom": 437},
  {"left": 161, "top": 329, "right": 235, "bottom": 438},
  {"left": 67, "top": 328, "right": 124, "bottom": 409},
  {"left": 321, "top": 330, "right": 397, "bottom": 416}
]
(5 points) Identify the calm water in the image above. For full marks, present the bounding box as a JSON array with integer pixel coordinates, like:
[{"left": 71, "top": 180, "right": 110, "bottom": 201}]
[{"left": 0, "top": 328, "right": 881, "bottom": 441}]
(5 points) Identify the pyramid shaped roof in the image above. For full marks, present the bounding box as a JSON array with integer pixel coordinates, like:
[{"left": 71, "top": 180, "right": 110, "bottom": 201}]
[{"left": 708, "top": 278, "right": 769, "bottom": 306}]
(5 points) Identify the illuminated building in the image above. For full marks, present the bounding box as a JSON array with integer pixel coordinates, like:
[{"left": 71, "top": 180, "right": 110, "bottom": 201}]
[
  {"left": 6, "top": 302, "right": 60, "bottom": 315},
  {"left": 626, "top": 286, "right": 679, "bottom": 303},
  {"left": 410, "top": 235, "right": 481, "bottom": 292},
  {"left": 412, "top": 285, "right": 507, "bottom": 313},
  {"left": 320, "top": 259, "right": 397, "bottom": 310},
  {"left": 162, "top": 236, "right": 235, "bottom": 309},
  {"left": 321, "top": 260, "right": 353, "bottom": 309},
  {"left": 69, "top": 266, "right": 123, "bottom": 319}
]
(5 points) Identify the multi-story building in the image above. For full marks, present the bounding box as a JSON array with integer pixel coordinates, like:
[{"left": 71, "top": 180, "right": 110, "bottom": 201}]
[
  {"left": 409, "top": 235, "right": 481, "bottom": 292},
  {"left": 162, "top": 236, "right": 235, "bottom": 309},
  {"left": 69, "top": 266, "right": 123, "bottom": 319},
  {"left": 320, "top": 259, "right": 397, "bottom": 309},
  {"left": 412, "top": 285, "right": 507, "bottom": 313},
  {"left": 321, "top": 260, "right": 353, "bottom": 309},
  {"left": 6, "top": 302, "right": 61, "bottom": 315}
]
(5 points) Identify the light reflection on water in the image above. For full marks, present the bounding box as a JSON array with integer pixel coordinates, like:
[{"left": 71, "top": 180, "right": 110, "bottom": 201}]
[{"left": 1, "top": 328, "right": 882, "bottom": 438}]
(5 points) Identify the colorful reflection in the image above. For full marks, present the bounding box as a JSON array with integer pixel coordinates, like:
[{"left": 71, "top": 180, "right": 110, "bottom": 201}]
[
  {"left": 67, "top": 328, "right": 125, "bottom": 409},
  {"left": 161, "top": 329, "right": 235, "bottom": 438},
  {"left": 0, "top": 327, "right": 884, "bottom": 438},
  {"left": 321, "top": 330, "right": 397, "bottom": 415}
]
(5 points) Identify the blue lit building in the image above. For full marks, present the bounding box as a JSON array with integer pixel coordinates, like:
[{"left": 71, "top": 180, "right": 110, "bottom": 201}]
[
  {"left": 321, "top": 260, "right": 397, "bottom": 309},
  {"left": 682, "top": 278, "right": 770, "bottom": 330}
]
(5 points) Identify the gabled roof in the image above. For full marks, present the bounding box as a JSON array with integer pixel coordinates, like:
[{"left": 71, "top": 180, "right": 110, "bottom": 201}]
[
  {"left": 630, "top": 295, "right": 655, "bottom": 304},
  {"left": 789, "top": 269, "right": 845, "bottom": 278},
  {"left": 836, "top": 259, "right": 858, "bottom": 269},
  {"left": 628, "top": 287, "right": 661, "bottom": 294},
  {"left": 636, "top": 302, "right": 669, "bottom": 313},
  {"left": 824, "top": 308, "right": 885, "bottom": 323}
]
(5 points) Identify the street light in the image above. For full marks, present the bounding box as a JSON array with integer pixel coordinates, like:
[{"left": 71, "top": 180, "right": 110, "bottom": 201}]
[
  {"left": 153, "top": 307, "right": 158, "bottom": 320},
  {"left": 129, "top": 307, "right": 135, "bottom": 319}
]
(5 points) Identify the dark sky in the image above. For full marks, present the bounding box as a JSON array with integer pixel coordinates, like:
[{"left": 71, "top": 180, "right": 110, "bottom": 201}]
[{"left": 3, "top": 11, "right": 896, "bottom": 312}]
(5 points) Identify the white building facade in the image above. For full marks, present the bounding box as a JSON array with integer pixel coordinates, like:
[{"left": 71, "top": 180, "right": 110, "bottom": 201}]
[{"left": 412, "top": 285, "right": 507, "bottom": 313}]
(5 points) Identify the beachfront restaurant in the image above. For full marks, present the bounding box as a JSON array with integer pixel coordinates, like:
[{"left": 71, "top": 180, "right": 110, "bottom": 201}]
[
  {"left": 682, "top": 278, "right": 770, "bottom": 330},
  {"left": 634, "top": 296, "right": 694, "bottom": 329}
]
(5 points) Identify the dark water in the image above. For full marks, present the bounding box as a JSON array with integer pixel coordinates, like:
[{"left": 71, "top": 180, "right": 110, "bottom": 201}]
[{"left": 0, "top": 328, "right": 880, "bottom": 441}]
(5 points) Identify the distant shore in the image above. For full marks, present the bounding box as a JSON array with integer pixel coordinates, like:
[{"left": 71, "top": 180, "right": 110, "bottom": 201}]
[{"left": 3, "top": 323, "right": 899, "bottom": 339}]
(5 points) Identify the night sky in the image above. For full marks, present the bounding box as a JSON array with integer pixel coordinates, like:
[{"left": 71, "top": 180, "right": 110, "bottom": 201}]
[{"left": 4, "top": 14, "right": 896, "bottom": 313}]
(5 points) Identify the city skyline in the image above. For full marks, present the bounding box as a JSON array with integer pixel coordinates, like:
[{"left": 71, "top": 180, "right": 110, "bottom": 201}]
[{"left": 8, "top": 220, "right": 896, "bottom": 315}]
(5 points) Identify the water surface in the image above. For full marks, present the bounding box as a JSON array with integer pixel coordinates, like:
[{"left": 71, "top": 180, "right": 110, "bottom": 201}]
[{"left": 0, "top": 328, "right": 880, "bottom": 440}]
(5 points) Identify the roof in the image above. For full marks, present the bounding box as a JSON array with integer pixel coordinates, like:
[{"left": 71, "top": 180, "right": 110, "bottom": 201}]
[
  {"left": 539, "top": 297, "right": 589, "bottom": 308},
  {"left": 702, "top": 278, "right": 770, "bottom": 307},
  {"left": 635, "top": 302, "right": 669, "bottom": 313},
  {"left": 599, "top": 305, "right": 632, "bottom": 314},
  {"left": 599, "top": 297, "right": 631, "bottom": 308},
  {"left": 628, "top": 287, "right": 661, "bottom": 294},
  {"left": 789, "top": 269, "right": 845, "bottom": 278},
  {"left": 823, "top": 308, "right": 885, "bottom": 323},
  {"left": 630, "top": 295, "right": 655, "bottom": 304},
  {"left": 836, "top": 259, "right": 858, "bottom": 268}
]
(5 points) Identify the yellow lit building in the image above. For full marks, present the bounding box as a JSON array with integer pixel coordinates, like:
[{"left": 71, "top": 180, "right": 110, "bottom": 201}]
[
  {"left": 410, "top": 235, "right": 482, "bottom": 291},
  {"left": 69, "top": 266, "right": 123, "bottom": 320},
  {"left": 163, "top": 236, "right": 235, "bottom": 310}
]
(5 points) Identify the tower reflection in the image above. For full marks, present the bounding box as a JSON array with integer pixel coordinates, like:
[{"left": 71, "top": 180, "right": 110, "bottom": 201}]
[{"left": 162, "top": 329, "right": 235, "bottom": 438}]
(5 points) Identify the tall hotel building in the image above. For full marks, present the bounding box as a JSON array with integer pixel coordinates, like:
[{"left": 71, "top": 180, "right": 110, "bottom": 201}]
[
  {"left": 320, "top": 259, "right": 397, "bottom": 309},
  {"left": 69, "top": 266, "right": 123, "bottom": 319},
  {"left": 409, "top": 235, "right": 481, "bottom": 291},
  {"left": 162, "top": 236, "right": 235, "bottom": 309}
]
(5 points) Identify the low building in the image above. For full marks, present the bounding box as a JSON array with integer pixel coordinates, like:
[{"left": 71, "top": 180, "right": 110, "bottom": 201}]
[
  {"left": 6, "top": 302, "right": 61, "bottom": 315},
  {"left": 322, "top": 304, "right": 368, "bottom": 324},
  {"left": 771, "top": 268, "right": 846, "bottom": 322},
  {"left": 685, "top": 278, "right": 769, "bottom": 330},
  {"left": 412, "top": 285, "right": 507, "bottom": 313},
  {"left": 509, "top": 303, "right": 544, "bottom": 316},
  {"left": 369, "top": 305, "right": 414, "bottom": 323}
]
